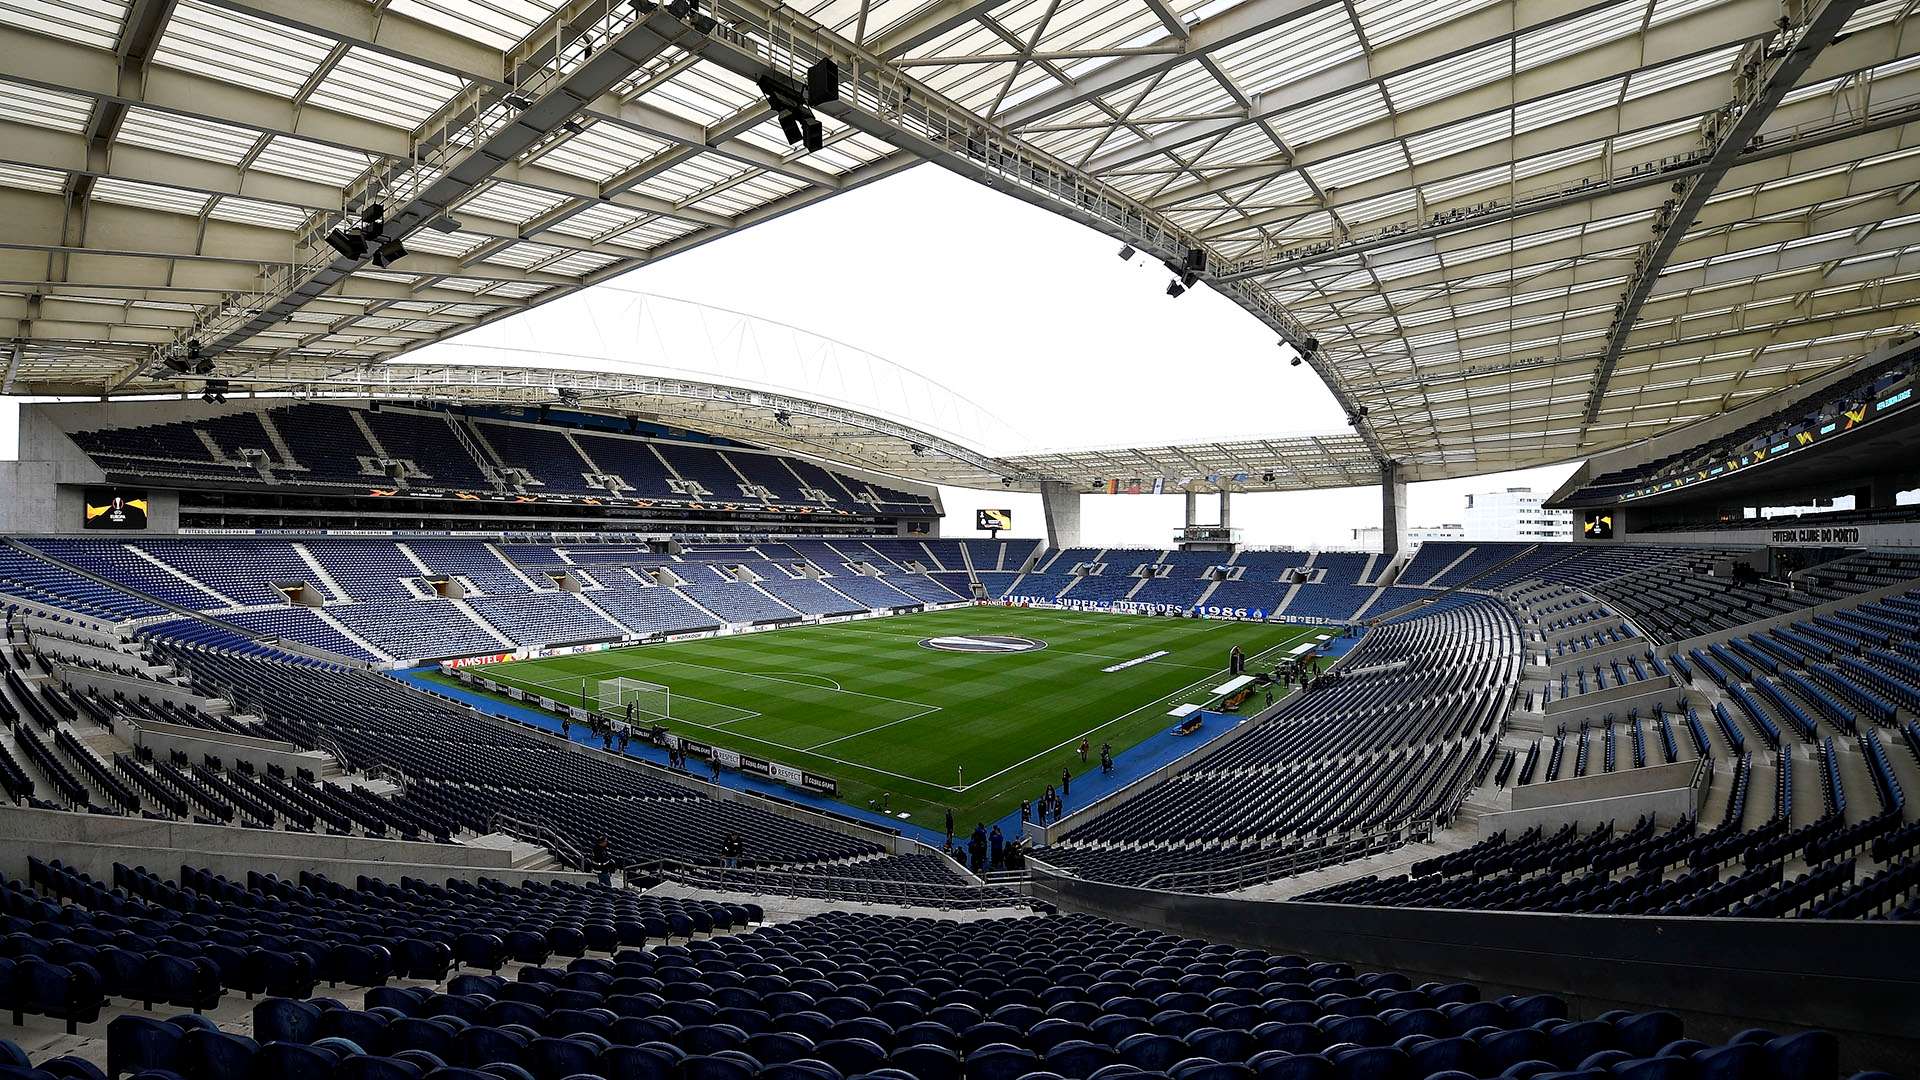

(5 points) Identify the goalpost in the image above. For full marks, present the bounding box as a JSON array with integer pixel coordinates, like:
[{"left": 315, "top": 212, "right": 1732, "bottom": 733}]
[{"left": 593, "top": 677, "right": 672, "bottom": 722}]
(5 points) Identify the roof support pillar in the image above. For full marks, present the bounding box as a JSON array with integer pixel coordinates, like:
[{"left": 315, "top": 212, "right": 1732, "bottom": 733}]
[
  {"left": 1219, "top": 490, "right": 1232, "bottom": 531},
  {"left": 1041, "top": 480, "right": 1082, "bottom": 551},
  {"left": 1380, "top": 460, "right": 1407, "bottom": 559},
  {"left": 1185, "top": 489, "right": 1199, "bottom": 528}
]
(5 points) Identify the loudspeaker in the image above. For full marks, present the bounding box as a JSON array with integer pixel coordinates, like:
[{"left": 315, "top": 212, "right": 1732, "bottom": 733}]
[{"left": 806, "top": 57, "right": 839, "bottom": 106}]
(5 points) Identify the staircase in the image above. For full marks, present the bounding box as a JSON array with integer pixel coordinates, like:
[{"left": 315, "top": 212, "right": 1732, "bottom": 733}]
[
  {"left": 716, "top": 451, "right": 773, "bottom": 504},
  {"left": 919, "top": 541, "right": 948, "bottom": 572},
  {"left": 351, "top": 412, "right": 391, "bottom": 459},
  {"left": 458, "top": 419, "right": 515, "bottom": 491},
  {"left": 1273, "top": 581, "right": 1304, "bottom": 615},
  {"left": 674, "top": 587, "right": 732, "bottom": 626},
  {"left": 749, "top": 581, "right": 807, "bottom": 619},
  {"left": 395, "top": 542, "right": 437, "bottom": 576},
  {"left": 1349, "top": 586, "right": 1388, "bottom": 620},
  {"left": 256, "top": 411, "right": 301, "bottom": 468},
  {"left": 126, "top": 545, "right": 239, "bottom": 608},
  {"left": 1421, "top": 545, "right": 1481, "bottom": 587},
  {"left": 292, "top": 542, "right": 353, "bottom": 600},
  {"left": 574, "top": 590, "right": 634, "bottom": 636},
  {"left": 449, "top": 599, "right": 516, "bottom": 648},
  {"left": 485, "top": 543, "right": 549, "bottom": 592},
  {"left": 310, "top": 607, "right": 395, "bottom": 662}
]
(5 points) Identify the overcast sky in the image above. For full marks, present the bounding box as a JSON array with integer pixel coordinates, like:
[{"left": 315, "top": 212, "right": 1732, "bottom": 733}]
[
  {"left": 0, "top": 163, "right": 1579, "bottom": 547},
  {"left": 602, "top": 164, "right": 1579, "bottom": 548}
]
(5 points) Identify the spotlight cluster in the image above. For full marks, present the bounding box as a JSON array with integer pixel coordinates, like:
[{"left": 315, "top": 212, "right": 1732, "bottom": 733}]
[{"left": 324, "top": 203, "right": 408, "bottom": 268}]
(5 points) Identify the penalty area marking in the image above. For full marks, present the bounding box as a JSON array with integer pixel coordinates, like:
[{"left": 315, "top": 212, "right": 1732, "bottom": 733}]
[
  {"left": 489, "top": 670, "right": 764, "bottom": 727},
  {"left": 749, "top": 671, "right": 845, "bottom": 690}
]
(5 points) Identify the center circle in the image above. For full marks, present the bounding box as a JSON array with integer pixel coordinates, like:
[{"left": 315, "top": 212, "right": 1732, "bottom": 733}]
[{"left": 918, "top": 634, "right": 1048, "bottom": 653}]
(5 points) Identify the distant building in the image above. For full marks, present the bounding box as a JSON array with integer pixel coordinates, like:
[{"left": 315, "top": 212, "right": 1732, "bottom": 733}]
[
  {"left": 1460, "top": 487, "right": 1574, "bottom": 541},
  {"left": 1351, "top": 523, "right": 1464, "bottom": 547},
  {"left": 1353, "top": 487, "right": 1572, "bottom": 548}
]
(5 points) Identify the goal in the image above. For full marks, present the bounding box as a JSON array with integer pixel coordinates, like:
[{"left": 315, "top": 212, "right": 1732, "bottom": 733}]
[{"left": 595, "top": 677, "right": 671, "bottom": 722}]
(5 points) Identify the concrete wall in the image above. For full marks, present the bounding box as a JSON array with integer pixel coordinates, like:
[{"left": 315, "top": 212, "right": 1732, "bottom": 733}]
[
  {"left": 121, "top": 717, "right": 337, "bottom": 777},
  {"left": 3, "top": 405, "right": 182, "bottom": 535},
  {"left": 1477, "top": 783, "right": 1698, "bottom": 836},
  {"left": 53, "top": 663, "right": 209, "bottom": 712},
  {"left": 1510, "top": 757, "right": 1699, "bottom": 811},
  {"left": 33, "top": 635, "right": 152, "bottom": 672},
  {"left": 23, "top": 614, "right": 124, "bottom": 649},
  {"left": 0, "top": 461, "right": 65, "bottom": 534},
  {"left": 0, "top": 804, "right": 591, "bottom": 887},
  {"left": 1542, "top": 682, "right": 1680, "bottom": 727},
  {"left": 1030, "top": 868, "right": 1920, "bottom": 1074}
]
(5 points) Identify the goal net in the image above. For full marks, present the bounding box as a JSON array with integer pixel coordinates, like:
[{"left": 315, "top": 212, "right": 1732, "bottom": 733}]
[{"left": 596, "top": 677, "right": 671, "bottom": 723}]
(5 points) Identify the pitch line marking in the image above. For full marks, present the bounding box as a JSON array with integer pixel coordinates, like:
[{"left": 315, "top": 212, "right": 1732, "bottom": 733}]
[
  {"left": 749, "top": 671, "right": 844, "bottom": 690},
  {"left": 476, "top": 612, "right": 1328, "bottom": 797},
  {"left": 801, "top": 704, "right": 946, "bottom": 751},
  {"left": 498, "top": 670, "right": 766, "bottom": 727},
  {"left": 949, "top": 624, "right": 1326, "bottom": 793},
  {"left": 503, "top": 651, "right": 942, "bottom": 713},
  {"left": 827, "top": 621, "right": 1218, "bottom": 669}
]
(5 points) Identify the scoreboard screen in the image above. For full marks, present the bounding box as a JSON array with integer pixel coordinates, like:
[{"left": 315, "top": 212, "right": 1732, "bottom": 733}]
[
  {"left": 84, "top": 488, "right": 150, "bottom": 530},
  {"left": 1583, "top": 511, "right": 1615, "bottom": 540},
  {"left": 977, "top": 508, "right": 1013, "bottom": 532}
]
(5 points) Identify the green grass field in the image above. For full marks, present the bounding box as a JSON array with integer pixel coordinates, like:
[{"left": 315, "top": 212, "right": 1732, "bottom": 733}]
[{"left": 436, "top": 607, "right": 1323, "bottom": 828}]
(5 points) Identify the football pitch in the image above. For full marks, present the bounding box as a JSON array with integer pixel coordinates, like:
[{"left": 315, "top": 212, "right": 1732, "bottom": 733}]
[{"left": 441, "top": 607, "right": 1325, "bottom": 829}]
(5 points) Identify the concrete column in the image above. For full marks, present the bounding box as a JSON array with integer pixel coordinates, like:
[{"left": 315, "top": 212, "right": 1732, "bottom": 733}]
[
  {"left": 1380, "top": 460, "right": 1408, "bottom": 557},
  {"left": 1185, "top": 490, "right": 1199, "bottom": 528},
  {"left": 1040, "top": 481, "right": 1083, "bottom": 550},
  {"left": 1219, "top": 490, "right": 1232, "bottom": 530},
  {"left": 1870, "top": 474, "right": 1911, "bottom": 510}
]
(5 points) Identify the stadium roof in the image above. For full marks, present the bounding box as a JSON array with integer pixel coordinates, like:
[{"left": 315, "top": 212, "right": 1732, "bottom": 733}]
[
  {"left": 1, "top": 0, "right": 1917, "bottom": 488},
  {"left": 1004, "top": 434, "right": 1379, "bottom": 492}
]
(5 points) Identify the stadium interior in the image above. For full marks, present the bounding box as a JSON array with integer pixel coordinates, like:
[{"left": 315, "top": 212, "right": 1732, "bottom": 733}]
[{"left": 3, "top": 0, "right": 1920, "bottom": 1076}]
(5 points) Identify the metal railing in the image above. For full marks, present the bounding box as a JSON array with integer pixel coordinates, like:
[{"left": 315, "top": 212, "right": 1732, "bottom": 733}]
[
  {"left": 312, "top": 733, "right": 353, "bottom": 773},
  {"left": 361, "top": 763, "right": 410, "bottom": 790},
  {"left": 491, "top": 812, "right": 585, "bottom": 870}
]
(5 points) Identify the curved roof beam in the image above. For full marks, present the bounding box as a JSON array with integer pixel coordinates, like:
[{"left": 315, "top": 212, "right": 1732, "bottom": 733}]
[{"left": 1580, "top": 0, "right": 1866, "bottom": 433}]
